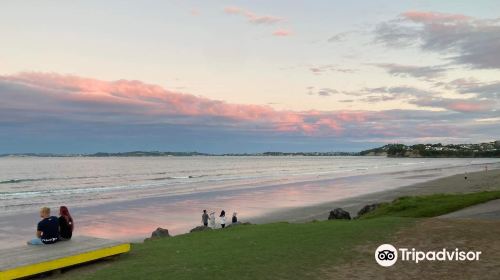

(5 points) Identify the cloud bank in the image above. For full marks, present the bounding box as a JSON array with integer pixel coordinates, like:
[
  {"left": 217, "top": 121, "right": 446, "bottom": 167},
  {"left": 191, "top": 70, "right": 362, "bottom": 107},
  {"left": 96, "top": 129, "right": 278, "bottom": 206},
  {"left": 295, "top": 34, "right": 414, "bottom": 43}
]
[
  {"left": 374, "top": 63, "right": 447, "bottom": 80},
  {"left": 0, "top": 72, "right": 375, "bottom": 136},
  {"left": 0, "top": 72, "right": 498, "bottom": 153},
  {"left": 375, "top": 11, "right": 500, "bottom": 69}
]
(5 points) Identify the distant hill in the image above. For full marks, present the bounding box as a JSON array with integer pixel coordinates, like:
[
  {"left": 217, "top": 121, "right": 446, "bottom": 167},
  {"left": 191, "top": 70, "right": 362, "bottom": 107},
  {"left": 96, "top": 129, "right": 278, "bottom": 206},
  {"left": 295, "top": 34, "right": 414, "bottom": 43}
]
[
  {"left": 0, "top": 151, "right": 359, "bottom": 157},
  {"left": 0, "top": 151, "right": 210, "bottom": 157},
  {"left": 360, "top": 141, "right": 500, "bottom": 158},
  {"left": 89, "top": 151, "right": 210, "bottom": 157}
]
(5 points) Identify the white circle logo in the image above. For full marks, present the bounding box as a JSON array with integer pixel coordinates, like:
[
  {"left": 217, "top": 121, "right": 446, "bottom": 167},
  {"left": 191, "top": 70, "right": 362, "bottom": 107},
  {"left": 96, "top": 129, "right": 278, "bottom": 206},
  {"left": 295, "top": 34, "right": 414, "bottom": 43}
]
[{"left": 375, "top": 244, "right": 398, "bottom": 267}]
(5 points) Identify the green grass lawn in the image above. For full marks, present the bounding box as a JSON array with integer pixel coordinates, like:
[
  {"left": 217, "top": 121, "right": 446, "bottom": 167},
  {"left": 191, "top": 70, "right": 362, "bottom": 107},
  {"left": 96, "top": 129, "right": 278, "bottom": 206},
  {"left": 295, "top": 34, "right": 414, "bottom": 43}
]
[
  {"left": 360, "top": 190, "right": 500, "bottom": 219},
  {"left": 57, "top": 190, "right": 500, "bottom": 280},
  {"left": 61, "top": 218, "right": 412, "bottom": 280}
]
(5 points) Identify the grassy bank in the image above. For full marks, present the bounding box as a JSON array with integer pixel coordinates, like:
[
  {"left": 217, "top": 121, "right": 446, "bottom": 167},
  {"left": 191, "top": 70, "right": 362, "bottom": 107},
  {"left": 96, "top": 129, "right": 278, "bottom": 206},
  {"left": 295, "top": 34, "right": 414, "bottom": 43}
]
[
  {"left": 360, "top": 190, "right": 500, "bottom": 219},
  {"left": 55, "top": 190, "right": 500, "bottom": 280},
  {"left": 59, "top": 218, "right": 411, "bottom": 280}
]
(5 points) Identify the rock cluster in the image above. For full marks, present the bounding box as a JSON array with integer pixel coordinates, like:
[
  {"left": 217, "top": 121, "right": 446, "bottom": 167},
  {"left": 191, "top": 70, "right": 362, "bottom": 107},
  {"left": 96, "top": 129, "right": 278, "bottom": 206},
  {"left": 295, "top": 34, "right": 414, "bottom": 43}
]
[{"left": 328, "top": 208, "right": 351, "bottom": 220}]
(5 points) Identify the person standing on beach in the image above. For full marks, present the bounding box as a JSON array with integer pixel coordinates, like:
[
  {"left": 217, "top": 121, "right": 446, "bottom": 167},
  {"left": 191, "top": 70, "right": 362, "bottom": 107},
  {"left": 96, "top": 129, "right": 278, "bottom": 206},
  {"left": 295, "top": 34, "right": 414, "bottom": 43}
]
[
  {"left": 220, "top": 210, "right": 226, "bottom": 228},
  {"left": 27, "top": 207, "right": 59, "bottom": 245},
  {"left": 232, "top": 212, "right": 238, "bottom": 224},
  {"left": 201, "top": 210, "right": 209, "bottom": 227}
]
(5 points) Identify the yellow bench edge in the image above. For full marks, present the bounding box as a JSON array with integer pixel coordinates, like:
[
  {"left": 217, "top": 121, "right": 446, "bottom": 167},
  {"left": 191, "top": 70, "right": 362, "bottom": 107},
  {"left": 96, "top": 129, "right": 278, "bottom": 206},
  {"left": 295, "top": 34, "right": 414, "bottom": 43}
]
[{"left": 0, "top": 243, "right": 130, "bottom": 280}]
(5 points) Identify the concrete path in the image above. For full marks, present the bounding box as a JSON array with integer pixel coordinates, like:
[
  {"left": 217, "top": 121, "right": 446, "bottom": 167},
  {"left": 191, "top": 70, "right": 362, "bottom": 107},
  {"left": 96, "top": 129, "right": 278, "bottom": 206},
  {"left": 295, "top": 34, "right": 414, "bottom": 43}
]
[{"left": 439, "top": 199, "right": 500, "bottom": 220}]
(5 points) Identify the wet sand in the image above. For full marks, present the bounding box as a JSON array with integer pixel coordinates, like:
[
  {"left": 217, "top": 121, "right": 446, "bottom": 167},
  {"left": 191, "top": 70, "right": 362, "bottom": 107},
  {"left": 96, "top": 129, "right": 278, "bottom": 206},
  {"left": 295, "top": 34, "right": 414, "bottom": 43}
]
[{"left": 253, "top": 167, "right": 500, "bottom": 223}]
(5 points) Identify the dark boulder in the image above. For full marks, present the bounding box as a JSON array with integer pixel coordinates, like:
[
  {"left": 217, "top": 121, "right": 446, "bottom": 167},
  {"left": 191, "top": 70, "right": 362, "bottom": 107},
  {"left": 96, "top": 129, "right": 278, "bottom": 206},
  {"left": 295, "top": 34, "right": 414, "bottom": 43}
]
[
  {"left": 328, "top": 208, "right": 351, "bottom": 220},
  {"left": 357, "top": 203, "right": 380, "bottom": 217},
  {"left": 151, "top": 227, "right": 171, "bottom": 238},
  {"left": 190, "top": 226, "right": 213, "bottom": 233},
  {"left": 144, "top": 227, "right": 171, "bottom": 242}
]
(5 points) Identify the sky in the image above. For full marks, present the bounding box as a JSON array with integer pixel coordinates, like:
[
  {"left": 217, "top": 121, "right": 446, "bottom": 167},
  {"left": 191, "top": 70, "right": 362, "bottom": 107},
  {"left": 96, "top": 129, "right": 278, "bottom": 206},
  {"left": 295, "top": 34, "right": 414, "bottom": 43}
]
[{"left": 0, "top": 0, "right": 499, "bottom": 153}]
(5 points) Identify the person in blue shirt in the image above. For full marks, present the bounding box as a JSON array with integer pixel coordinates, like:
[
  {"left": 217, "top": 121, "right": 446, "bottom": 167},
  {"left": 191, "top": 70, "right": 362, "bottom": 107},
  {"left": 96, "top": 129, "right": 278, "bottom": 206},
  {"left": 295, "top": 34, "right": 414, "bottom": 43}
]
[{"left": 27, "top": 207, "right": 60, "bottom": 245}]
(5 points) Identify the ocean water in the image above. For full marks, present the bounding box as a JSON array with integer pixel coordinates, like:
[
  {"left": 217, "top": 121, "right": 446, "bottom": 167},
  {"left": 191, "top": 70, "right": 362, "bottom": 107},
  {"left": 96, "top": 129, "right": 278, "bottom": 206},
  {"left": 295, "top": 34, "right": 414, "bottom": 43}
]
[
  {"left": 0, "top": 156, "right": 499, "bottom": 248},
  {"left": 1, "top": 156, "right": 496, "bottom": 213}
]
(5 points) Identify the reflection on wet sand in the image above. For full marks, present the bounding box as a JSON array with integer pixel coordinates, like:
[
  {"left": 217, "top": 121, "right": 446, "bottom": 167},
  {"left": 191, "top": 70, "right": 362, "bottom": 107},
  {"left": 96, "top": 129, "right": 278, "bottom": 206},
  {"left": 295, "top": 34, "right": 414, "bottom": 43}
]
[{"left": 75, "top": 172, "right": 433, "bottom": 240}]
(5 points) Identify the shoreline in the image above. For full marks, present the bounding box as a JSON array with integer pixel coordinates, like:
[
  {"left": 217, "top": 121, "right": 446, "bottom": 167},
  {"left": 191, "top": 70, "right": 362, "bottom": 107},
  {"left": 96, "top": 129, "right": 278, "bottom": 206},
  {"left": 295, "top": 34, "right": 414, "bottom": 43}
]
[
  {"left": 251, "top": 167, "right": 500, "bottom": 224},
  {"left": 2, "top": 158, "right": 498, "bottom": 218}
]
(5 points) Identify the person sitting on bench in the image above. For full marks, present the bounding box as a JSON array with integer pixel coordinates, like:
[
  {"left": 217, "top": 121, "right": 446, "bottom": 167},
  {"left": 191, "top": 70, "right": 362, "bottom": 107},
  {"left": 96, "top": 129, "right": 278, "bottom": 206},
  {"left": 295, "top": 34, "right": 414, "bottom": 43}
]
[
  {"left": 58, "top": 206, "right": 74, "bottom": 240},
  {"left": 27, "top": 207, "right": 60, "bottom": 245}
]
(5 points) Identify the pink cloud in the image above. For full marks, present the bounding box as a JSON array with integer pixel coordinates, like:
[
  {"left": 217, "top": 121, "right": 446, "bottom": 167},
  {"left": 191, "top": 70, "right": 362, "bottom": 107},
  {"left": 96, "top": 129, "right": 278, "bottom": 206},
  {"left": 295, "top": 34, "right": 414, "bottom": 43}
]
[
  {"left": 411, "top": 96, "right": 494, "bottom": 113},
  {"left": 402, "top": 11, "right": 470, "bottom": 23},
  {"left": 224, "top": 6, "right": 283, "bottom": 25},
  {"left": 223, "top": 6, "right": 242, "bottom": 15},
  {"left": 446, "top": 101, "right": 493, "bottom": 113},
  {"left": 1, "top": 72, "right": 379, "bottom": 136},
  {"left": 246, "top": 13, "right": 283, "bottom": 24},
  {"left": 272, "top": 28, "right": 292, "bottom": 37}
]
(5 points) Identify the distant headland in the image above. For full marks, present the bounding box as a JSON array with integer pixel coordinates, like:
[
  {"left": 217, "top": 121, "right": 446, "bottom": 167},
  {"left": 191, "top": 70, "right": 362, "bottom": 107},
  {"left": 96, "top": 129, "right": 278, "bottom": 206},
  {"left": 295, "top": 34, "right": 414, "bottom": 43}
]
[{"left": 360, "top": 141, "right": 500, "bottom": 158}]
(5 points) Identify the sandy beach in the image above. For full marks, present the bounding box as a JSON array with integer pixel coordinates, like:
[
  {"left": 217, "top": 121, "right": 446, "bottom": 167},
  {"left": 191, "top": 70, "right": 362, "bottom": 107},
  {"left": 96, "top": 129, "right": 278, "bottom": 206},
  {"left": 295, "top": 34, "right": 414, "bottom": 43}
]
[{"left": 253, "top": 166, "right": 500, "bottom": 224}]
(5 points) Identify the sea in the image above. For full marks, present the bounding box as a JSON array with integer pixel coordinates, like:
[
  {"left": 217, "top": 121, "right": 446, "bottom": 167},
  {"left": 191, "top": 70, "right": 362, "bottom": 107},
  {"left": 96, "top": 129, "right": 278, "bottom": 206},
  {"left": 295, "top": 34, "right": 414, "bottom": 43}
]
[{"left": 0, "top": 156, "right": 499, "bottom": 249}]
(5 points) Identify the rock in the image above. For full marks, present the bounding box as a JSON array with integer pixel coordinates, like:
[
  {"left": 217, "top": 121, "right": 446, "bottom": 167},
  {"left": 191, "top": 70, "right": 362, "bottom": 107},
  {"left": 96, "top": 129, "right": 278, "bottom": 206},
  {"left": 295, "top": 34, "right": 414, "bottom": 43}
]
[
  {"left": 328, "top": 208, "right": 351, "bottom": 220},
  {"left": 190, "top": 226, "right": 213, "bottom": 233},
  {"left": 144, "top": 227, "right": 171, "bottom": 242},
  {"left": 151, "top": 227, "right": 171, "bottom": 238},
  {"left": 357, "top": 203, "right": 380, "bottom": 217}
]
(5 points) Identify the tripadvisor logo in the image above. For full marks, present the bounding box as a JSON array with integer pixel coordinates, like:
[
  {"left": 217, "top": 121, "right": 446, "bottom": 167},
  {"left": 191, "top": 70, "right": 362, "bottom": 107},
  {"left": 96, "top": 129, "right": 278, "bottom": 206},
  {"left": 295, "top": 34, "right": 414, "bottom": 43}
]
[
  {"left": 375, "top": 244, "right": 398, "bottom": 267},
  {"left": 375, "top": 244, "right": 481, "bottom": 267}
]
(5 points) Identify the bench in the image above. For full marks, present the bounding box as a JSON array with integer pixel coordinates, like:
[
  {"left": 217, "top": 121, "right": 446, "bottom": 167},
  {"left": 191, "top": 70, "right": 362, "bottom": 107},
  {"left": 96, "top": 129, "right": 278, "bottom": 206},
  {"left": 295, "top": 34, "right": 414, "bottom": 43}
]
[{"left": 0, "top": 236, "right": 130, "bottom": 280}]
